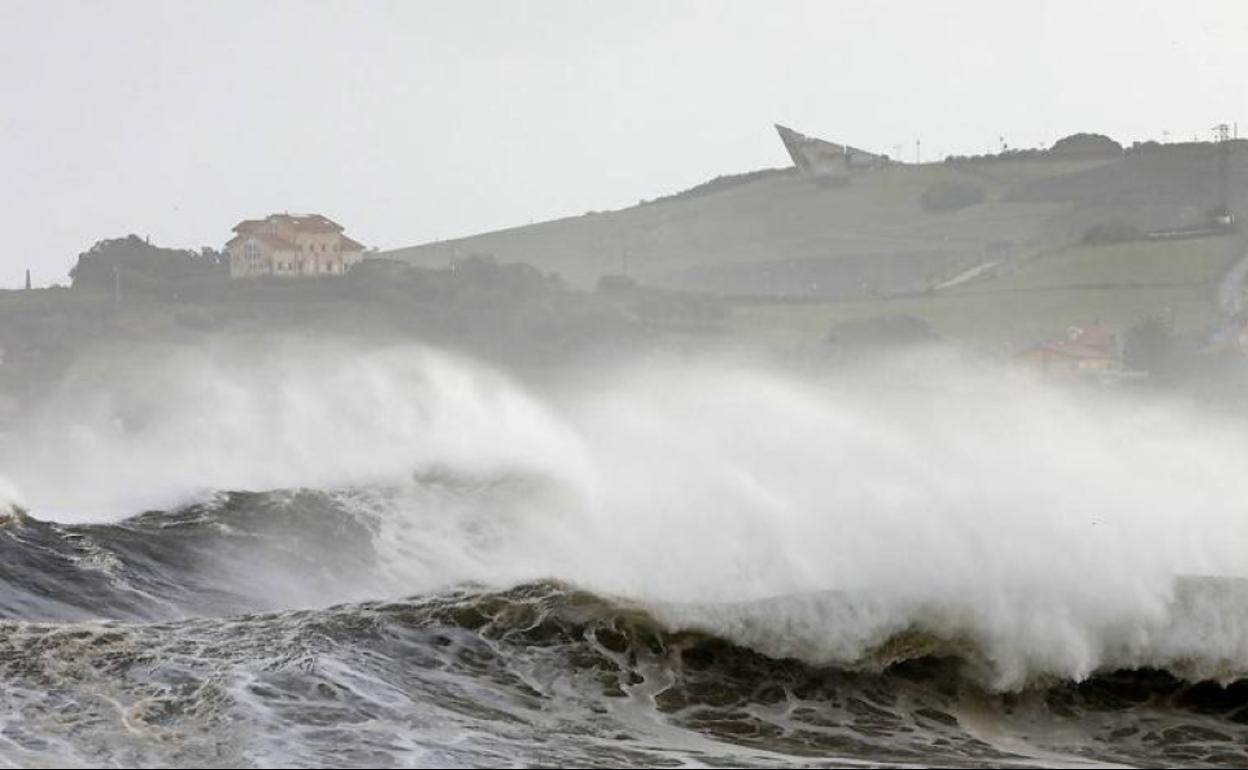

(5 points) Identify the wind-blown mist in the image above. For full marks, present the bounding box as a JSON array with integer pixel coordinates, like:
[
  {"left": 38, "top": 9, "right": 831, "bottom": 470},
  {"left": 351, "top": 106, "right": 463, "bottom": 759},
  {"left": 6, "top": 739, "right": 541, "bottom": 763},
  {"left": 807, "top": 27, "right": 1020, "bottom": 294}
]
[{"left": 3, "top": 341, "right": 1248, "bottom": 689}]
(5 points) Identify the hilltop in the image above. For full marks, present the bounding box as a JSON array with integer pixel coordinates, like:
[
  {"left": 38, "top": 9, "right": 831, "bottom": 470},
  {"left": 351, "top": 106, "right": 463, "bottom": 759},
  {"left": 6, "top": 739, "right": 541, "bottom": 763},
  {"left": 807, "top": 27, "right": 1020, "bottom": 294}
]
[
  {"left": 383, "top": 140, "right": 1247, "bottom": 306},
  {"left": 3, "top": 136, "right": 1246, "bottom": 420},
  {"left": 384, "top": 158, "right": 1095, "bottom": 298}
]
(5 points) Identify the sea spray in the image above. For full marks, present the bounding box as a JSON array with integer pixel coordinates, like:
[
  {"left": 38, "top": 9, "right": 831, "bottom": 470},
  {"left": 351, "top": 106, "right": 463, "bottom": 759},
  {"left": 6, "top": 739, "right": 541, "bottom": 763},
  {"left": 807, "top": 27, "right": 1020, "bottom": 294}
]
[
  {"left": 0, "top": 475, "right": 23, "bottom": 517},
  {"left": 3, "top": 340, "right": 1248, "bottom": 687},
  {"left": 0, "top": 340, "right": 587, "bottom": 520}
]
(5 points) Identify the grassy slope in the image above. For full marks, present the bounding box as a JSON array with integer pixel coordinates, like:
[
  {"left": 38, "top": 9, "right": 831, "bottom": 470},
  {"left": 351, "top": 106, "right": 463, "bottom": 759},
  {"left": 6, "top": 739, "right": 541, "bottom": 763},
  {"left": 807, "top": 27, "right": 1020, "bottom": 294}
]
[
  {"left": 725, "top": 235, "right": 1241, "bottom": 351},
  {"left": 384, "top": 159, "right": 1111, "bottom": 290},
  {"left": 380, "top": 152, "right": 1240, "bottom": 351}
]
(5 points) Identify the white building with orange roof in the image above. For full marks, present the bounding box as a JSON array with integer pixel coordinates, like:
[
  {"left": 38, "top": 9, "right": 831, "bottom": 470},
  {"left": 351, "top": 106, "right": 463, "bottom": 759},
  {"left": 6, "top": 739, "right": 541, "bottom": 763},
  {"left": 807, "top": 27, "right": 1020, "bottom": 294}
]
[
  {"left": 226, "top": 213, "right": 366, "bottom": 278},
  {"left": 1019, "top": 323, "right": 1122, "bottom": 376}
]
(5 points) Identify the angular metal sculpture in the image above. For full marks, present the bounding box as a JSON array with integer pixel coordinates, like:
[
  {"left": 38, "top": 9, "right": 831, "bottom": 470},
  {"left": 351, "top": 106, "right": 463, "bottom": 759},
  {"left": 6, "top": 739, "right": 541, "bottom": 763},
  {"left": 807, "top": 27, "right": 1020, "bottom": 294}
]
[{"left": 775, "top": 124, "right": 889, "bottom": 180}]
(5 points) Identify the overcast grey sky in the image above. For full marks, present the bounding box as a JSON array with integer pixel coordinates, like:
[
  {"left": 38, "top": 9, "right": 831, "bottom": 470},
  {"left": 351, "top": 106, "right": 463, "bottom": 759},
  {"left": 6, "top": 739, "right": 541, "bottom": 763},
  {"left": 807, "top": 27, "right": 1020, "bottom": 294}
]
[{"left": 1, "top": 0, "right": 1245, "bottom": 286}]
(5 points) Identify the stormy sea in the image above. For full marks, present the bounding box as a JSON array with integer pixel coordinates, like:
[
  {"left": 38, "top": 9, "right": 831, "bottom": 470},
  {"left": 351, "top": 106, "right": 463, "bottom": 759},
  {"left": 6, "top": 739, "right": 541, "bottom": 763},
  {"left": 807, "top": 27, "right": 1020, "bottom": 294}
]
[{"left": 1, "top": 342, "right": 1247, "bottom": 768}]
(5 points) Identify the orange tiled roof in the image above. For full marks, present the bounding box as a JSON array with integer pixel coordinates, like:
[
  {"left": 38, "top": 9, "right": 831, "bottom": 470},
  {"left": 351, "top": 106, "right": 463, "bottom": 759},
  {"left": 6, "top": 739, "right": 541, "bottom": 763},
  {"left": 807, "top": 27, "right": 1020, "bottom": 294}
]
[
  {"left": 1026, "top": 323, "right": 1118, "bottom": 360},
  {"left": 1070, "top": 323, "right": 1115, "bottom": 352},
  {"left": 227, "top": 232, "right": 296, "bottom": 251},
  {"left": 338, "top": 235, "right": 366, "bottom": 251},
  {"left": 234, "top": 213, "right": 345, "bottom": 234},
  {"left": 274, "top": 213, "right": 344, "bottom": 233}
]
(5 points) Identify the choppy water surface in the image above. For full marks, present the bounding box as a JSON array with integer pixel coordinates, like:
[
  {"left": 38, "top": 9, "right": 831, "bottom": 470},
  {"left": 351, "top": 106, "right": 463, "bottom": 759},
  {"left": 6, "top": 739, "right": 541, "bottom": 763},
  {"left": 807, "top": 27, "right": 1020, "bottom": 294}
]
[
  {"left": 0, "top": 489, "right": 1241, "bottom": 768},
  {"left": 1, "top": 345, "right": 1246, "bottom": 767}
]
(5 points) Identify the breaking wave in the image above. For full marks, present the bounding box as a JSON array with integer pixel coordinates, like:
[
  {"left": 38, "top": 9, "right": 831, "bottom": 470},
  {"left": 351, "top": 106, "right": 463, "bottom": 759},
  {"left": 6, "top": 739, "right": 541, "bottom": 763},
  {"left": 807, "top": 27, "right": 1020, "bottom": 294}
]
[{"left": 1, "top": 340, "right": 1248, "bottom": 765}]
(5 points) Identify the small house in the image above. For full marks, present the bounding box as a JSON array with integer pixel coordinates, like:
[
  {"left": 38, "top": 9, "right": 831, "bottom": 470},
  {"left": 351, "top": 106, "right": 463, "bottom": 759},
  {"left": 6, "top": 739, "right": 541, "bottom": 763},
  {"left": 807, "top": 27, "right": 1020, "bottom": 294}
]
[
  {"left": 1020, "top": 323, "right": 1120, "bottom": 376},
  {"left": 226, "top": 213, "right": 366, "bottom": 278}
]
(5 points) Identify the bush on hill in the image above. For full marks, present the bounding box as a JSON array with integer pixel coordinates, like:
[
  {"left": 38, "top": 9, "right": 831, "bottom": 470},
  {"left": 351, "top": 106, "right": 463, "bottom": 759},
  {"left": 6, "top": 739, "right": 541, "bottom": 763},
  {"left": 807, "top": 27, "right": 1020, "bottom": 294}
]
[
  {"left": 920, "top": 180, "right": 986, "bottom": 213},
  {"left": 944, "top": 148, "right": 1049, "bottom": 164},
  {"left": 1123, "top": 315, "right": 1176, "bottom": 377},
  {"left": 69, "top": 235, "right": 225, "bottom": 293},
  {"left": 944, "top": 133, "right": 1123, "bottom": 165},
  {"left": 1082, "top": 221, "right": 1142, "bottom": 244},
  {"left": 596, "top": 274, "right": 640, "bottom": 296},
  {"left": 1050, "top": 133, "right": 1123, "bottom": 157},
  {"left": 825, "top": 315, "right": 937, "bottom": 352}
]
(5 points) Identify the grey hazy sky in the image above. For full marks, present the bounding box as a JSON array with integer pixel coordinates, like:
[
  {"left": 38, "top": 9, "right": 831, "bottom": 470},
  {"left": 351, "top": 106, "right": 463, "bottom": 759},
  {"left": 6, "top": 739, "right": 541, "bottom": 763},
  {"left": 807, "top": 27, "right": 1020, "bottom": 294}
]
[{"left": 2, "top": 0, "right": 1245, "bottom": 286}]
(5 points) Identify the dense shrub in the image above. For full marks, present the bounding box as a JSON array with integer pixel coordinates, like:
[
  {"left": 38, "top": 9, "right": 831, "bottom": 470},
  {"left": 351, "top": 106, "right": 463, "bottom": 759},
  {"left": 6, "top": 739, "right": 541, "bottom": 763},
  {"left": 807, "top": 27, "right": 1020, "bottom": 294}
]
[
  {"left": 1123, "top": 316, "right": 1174, "bottom": 376},
  {"left": 825, "top": 314, "right": 937, "bottom": 350},
  {"left": 1082, "top": 221, "right": 1142, "bottom": 244},
  {"left": 945, "top": 148, "right": 1048, "bottom": 164},
  {"left": 920, "top": 180, "right": 986, "bottom": 213},
  {"left": 1049, "top": 132, "right": 1123, "bottom": 157},
  {"left": 596, "top": 274, "right": 639, "bottom": 296},
  {"left": 944, "top": 132, "right": 1125, "bottom": 164},
  {"left": 69, "top": 235, "right": 225, "bottom": 292}
]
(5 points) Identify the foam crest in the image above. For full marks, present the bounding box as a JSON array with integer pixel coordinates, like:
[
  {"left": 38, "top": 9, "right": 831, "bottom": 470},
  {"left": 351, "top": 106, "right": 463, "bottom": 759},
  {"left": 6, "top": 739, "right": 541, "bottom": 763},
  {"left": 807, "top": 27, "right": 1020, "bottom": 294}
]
[{"left": 5, "top": 341, "right": 1248, "bottom": 687}]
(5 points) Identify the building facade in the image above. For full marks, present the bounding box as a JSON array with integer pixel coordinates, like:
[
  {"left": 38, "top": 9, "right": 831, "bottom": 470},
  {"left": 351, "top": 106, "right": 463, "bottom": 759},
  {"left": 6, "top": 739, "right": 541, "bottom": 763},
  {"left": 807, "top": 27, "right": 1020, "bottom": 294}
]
[
  {"left": 226, "top": 214, "right": 366, "bottom": 278},
  {"left": 1020, "top": 324, "right": 1121, "bottom": 376}
]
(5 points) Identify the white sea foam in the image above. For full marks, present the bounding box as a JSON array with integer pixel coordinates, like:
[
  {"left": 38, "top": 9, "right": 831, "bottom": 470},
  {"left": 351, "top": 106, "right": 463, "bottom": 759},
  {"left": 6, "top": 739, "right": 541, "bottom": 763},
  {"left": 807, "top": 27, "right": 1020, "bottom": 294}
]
[
  {"left": 4, "top": 340, "right": 1248, "bottom": 688},
  {"left": 0, "top": 475, "right": 23, "bottom": 515}
]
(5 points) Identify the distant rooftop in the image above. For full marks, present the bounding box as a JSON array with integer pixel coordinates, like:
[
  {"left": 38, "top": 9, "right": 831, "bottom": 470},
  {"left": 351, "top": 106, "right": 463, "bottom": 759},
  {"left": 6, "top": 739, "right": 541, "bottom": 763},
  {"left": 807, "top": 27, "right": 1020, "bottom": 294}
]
[{"left": 233, "top": 213, "right": 345, "bottom": 234}]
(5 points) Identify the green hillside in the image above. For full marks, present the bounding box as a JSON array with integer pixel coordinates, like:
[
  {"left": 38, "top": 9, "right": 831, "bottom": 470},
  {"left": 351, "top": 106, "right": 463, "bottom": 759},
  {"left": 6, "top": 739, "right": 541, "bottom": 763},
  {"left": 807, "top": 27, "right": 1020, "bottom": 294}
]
[
  {"left": 384, "top": 157, "right": 1116, "bottom": 297},
  {"left": 973, "top": 236, "right": 1235, "bottom": 292},
  {"left": 382, "top": 141, "right": 1247, "bottom": 351},
  {"left": 725, "top": 235, "right": 1242, "bottom": 350}
]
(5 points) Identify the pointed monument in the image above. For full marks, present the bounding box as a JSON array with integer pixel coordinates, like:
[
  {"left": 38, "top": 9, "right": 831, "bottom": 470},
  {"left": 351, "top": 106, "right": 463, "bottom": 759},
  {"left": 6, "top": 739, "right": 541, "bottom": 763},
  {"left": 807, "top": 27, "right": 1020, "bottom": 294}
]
[
  {"left": 775, "top": 124, "right": 889, "bottom": 180},
  {"left": 24, "top": 269, "right": 31, "bottom": 290}
]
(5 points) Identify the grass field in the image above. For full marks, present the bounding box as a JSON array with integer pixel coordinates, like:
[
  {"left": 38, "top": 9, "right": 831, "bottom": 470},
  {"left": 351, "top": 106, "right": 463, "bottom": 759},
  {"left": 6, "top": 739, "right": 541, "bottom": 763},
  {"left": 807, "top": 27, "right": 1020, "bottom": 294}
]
[
  {"left": 963, "top": 236, "right": 1238, "bottom": 292},
  {"left": 724, "top": 235, "right": 1240, "bottom": 351},
  {"left": 383, "top": 157, "right": 1113, "bottom": 292}
]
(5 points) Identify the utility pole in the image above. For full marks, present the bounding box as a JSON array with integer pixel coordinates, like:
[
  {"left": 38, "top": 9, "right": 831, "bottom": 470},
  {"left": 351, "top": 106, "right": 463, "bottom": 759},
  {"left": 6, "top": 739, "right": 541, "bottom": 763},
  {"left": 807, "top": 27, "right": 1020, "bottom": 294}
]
[{"left": 1213, "top": 123, "right": 1232, "bottom": 224}]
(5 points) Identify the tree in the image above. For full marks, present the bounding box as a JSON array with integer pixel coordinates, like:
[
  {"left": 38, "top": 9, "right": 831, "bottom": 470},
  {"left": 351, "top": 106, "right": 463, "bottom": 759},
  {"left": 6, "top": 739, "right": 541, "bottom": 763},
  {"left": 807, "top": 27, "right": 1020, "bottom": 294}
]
[
  {"left": 920, "top": 180, "right": 985, "bottom": 213},
  {"left": 1049, "top": 133, "right": 1123, "bottom": 157},
  {"left": 69, "top": 235, "right": 225, "bottom": 293},
  {"left": 1123, "top": 316, "right": 1173, "bottom": 375}
]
